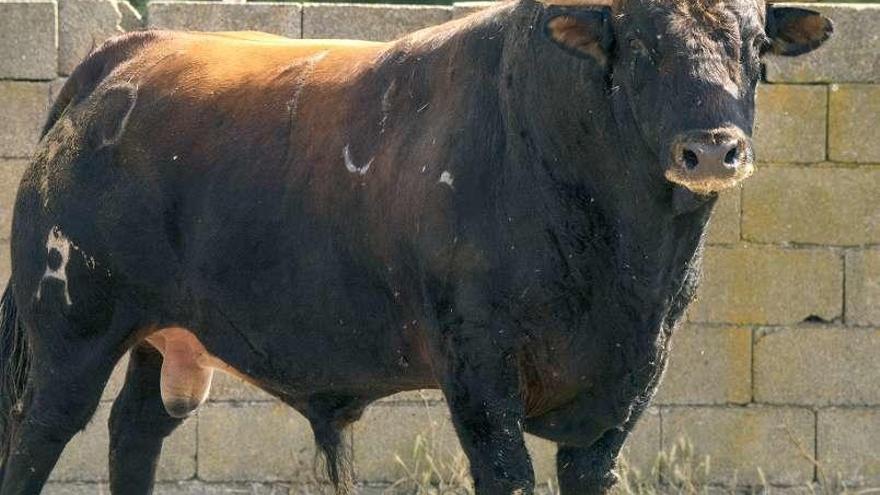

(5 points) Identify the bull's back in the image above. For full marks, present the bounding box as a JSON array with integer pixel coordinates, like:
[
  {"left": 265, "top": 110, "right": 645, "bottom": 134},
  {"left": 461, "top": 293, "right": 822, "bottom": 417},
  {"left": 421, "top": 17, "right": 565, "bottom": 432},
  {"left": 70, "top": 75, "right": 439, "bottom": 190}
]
[{"left": 21, "top": 30, "right": 389, "bottom": 304}]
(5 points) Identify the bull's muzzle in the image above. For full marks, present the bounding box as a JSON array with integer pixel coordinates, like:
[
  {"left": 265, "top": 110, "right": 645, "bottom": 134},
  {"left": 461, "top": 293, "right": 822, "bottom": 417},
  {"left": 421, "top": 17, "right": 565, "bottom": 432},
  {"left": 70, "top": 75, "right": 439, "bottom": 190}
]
[{"left": 665, "top": 127, "right": 755, "bottom": 195}]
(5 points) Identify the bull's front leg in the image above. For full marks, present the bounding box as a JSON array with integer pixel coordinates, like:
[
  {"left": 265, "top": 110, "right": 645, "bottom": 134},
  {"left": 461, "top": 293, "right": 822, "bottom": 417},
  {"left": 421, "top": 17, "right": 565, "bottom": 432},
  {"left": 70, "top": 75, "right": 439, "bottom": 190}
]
[
  {"left": 532, "top": 393, "right": 653, "bottom": 495},
  {"left": 556, "top": 425, "right": 632, "bottom": 495},
  {"left": 524, "top": 373, "right": 660, "bottom": 495},
  {"left": 434, "top": 283, "right": 534, "bottom": 495}
]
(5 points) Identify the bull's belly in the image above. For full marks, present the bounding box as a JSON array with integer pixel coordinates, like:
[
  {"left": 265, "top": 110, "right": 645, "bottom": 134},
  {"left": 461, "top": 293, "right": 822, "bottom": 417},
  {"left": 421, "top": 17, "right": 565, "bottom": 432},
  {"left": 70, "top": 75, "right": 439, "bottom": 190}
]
[{"left": 142, "top": 308, "right": 439, "bottom": 417}]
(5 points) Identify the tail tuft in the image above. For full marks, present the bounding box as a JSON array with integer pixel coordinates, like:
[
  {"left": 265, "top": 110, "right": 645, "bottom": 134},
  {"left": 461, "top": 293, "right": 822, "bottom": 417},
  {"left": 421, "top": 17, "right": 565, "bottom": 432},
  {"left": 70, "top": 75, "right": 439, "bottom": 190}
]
[
  {"left": 313, "top": 422, "right": 355, "bottom": 495},
  {"left": 0, "top": 283, "right": 30, "bottom": 465}
]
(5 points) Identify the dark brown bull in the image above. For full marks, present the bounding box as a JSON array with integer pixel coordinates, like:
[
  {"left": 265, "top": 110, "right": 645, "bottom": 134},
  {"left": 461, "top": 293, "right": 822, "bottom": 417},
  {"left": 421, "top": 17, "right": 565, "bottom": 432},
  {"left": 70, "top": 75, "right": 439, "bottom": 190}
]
[{"left": 0, "top": 0, "right": 831, "bottom": 493}]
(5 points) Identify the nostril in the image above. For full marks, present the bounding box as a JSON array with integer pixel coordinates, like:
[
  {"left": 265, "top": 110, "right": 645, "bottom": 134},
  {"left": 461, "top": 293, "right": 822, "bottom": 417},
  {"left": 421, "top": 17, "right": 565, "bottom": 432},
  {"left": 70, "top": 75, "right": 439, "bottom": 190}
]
[
  {"left": 682, "top": 149, "right": 699, "bottom": 170},
  {"left": 724, "top": 147, "right": 739, "bottom": 166}
]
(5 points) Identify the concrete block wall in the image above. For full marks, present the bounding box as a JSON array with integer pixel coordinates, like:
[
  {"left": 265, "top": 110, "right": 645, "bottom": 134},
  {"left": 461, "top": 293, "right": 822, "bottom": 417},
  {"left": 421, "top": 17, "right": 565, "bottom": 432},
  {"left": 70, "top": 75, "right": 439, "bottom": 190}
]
[{"left": 0, "top": 0, "right": 877, "bottom": 492}]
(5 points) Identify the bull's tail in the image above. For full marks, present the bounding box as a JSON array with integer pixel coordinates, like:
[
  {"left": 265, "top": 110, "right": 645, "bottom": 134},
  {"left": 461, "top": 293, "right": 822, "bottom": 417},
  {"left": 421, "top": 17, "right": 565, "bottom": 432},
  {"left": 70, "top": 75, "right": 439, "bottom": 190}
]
[{"left": 0, "top": 283, "right": 30, "bottom": 466}]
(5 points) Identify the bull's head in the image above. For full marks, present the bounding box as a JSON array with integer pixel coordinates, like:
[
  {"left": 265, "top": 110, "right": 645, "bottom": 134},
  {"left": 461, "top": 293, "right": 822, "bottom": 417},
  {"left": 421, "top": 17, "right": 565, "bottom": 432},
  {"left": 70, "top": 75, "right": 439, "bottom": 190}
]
[{"left": 542, "top": 0, "right": 832, "bottom": 195}]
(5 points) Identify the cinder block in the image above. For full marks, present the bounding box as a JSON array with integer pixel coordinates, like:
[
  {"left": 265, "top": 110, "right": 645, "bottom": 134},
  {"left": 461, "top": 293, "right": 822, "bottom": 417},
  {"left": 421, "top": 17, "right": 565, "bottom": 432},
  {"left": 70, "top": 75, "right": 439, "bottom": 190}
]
[
  {"left": 0, "top": 241, "right": 9, "bottom": 284},
  {"left": 148, "top": 1, "right": 302, "bottom": 39},
  {"left": 353, "top": 402, "right": 558, "bottom": 485},
  {"left": 197, "top": 402, "right": 315, "bottom": 482},
  {"left": 41, "top": 483, "right": 108, "bottom": 495},
  {"left": 829, "top": 84, "right": 880, "bottom": 163},
  {"left": 52, "top": 402, "right": 197, "bottom": 481},
  {"left": 0, "top": 81, "right": 52, "bottom": 158},
  {"left": 302, "top": 4, "right": 451, "bottom": 41},
  {"left": 742, "top": 166, "right": 880, "bottom": 246},
  {"left": 43, "top": 482, "right": 295, "bottom": 494},
  {"left": 0, "top": 160, "right": 28, "bottom": 240},
  {"left": 154, "top": 481, "right": 294, "bottom": 495},
  {"left": 353, "top": 403, "right": 465, "bottom": 485},
  {"left": 758, "top": 485, "right": 823, "bottom": 495},
  {"left": 100, "top": 352, "right": 129, "bottom": 402},
  {"left": 661, "top": 406, "right": 815, "bottom": 486},
  {"left": 655, "top": 325, "right": 751, "bottom": 405},
  {"left": 705, "top": 187, "right": 740, "bottom": 245},
  {"left": 754, "top": 326, "right": 880, "bottom": 406},
  {"left": 846, "top": 250, "right": 880, "bottom": 327},
  {"left": 688, "top": 246, "right": 842, "bottom": 325},
  {"left": 376, "top": 389, "right": 445, "bottom": 404},
  {"left": 118, "top": 0, "right": 143, "bottom": 32},
  {"left": 753, "top": 84, "right": 827, "bottom": 163},
  {"left": 0, "top": 0, "right": 57, "bottom": 79},
  {"left": 452, "top": 1, "right": 493, "bottom": 19},
  {"left": 50, "top": 77, "right": 68, "bottom": 101},
  {"left": 59, "top": 0, "right": 126, "bottom": 76},
  {"left": 620, "top": 407, "right": 661, "bottom": 476},
  {"left": 209, "top": 371, "right": 277, "bottom": 402},
  {"left": 765, "top": 4, "right": 880, "bottom": 83},
  {"left": 818, "top": 408, "right": 880, "bottom": 486}
]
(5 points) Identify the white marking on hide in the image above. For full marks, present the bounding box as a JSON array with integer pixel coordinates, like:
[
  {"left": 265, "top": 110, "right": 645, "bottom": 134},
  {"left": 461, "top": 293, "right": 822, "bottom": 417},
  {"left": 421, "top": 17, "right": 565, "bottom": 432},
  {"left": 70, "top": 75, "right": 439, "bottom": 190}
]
[
  {"left": 343, "top": 145, "right": 373, "bottom": 175},
  {"left": 289, "top": 51, "right": 329, "bottom": 120},
  {"left": 36, "top": 226, "right": 73, "bottom": 305},
  {"left": 439, "top": 170, "right": 454, "bottom": 188},
  {"left": 34, "top": 226, "right": 102, "bottom": 305},
  {"left": 379, "top": 79, "right": 396, "bottom": 134},
  {"left": 100, "top": 84, "right": 138, "bottom": 148}
]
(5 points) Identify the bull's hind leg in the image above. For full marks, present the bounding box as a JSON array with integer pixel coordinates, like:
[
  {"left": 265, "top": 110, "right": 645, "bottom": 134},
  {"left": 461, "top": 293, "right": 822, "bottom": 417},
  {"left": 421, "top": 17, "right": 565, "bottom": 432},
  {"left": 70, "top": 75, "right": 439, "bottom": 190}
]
[
  {"left": 0, "top": 314, "right": 128, "bottom": 495},
  {"left": 108, "top": 343, "right": 187, "bottom": 495}
]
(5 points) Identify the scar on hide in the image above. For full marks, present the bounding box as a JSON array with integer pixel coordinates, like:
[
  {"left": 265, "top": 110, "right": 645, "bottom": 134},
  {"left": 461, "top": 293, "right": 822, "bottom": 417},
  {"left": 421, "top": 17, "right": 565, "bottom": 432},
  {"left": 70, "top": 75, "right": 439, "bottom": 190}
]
[
  {"left": 439, "top": 170, "right": 454, "bottom": 188},
  {"left": 379, "top": 79, "right": 397, "bottom": 134},
  {"left": 93, "top": 83, "right": 139, "bottom": 149},
  {"left": 288, "top": 51, "right": 329, "bottom": 120},
  {"left": 343, "top": 144, "right": 374, "bottom": 175}
]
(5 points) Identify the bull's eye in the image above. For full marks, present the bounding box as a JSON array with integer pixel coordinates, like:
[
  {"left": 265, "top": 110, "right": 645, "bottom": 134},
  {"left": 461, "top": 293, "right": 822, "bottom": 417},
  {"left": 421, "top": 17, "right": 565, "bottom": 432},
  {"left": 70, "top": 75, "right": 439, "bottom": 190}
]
[
  {"left": 629, "top": 38, "right": 648, "bottom": 54},
  {"left": 750, "top": 35, "right": 769, "bottom": 55}
]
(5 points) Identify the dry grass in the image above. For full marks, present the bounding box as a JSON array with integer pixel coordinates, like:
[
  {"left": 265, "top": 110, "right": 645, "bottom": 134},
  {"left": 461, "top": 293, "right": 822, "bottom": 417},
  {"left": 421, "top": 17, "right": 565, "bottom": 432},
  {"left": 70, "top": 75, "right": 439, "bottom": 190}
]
[{"left": 387, "top": 432, "right": 879, "bottom": 495}]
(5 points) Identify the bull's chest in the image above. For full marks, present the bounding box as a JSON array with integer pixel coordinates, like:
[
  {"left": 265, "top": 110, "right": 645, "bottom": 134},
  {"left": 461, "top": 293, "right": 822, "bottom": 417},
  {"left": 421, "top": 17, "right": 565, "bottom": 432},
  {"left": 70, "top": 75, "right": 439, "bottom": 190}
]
[{"left": 507, "top": 260, "right": 683, "bottom": 420}]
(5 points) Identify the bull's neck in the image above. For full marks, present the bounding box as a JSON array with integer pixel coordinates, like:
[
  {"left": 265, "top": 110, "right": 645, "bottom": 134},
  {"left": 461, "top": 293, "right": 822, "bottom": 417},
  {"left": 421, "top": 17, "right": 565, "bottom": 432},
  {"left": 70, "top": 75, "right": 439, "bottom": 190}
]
[{"left": 495, "top": 38, "right": 716, "bottom": 312}]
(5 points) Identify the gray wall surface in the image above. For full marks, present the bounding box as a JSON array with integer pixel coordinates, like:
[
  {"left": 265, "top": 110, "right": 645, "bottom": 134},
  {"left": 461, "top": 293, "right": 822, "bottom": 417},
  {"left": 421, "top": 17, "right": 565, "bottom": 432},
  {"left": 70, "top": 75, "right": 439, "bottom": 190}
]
[{"left": 0, "top": 0, "right": 879, "bottom": 493}]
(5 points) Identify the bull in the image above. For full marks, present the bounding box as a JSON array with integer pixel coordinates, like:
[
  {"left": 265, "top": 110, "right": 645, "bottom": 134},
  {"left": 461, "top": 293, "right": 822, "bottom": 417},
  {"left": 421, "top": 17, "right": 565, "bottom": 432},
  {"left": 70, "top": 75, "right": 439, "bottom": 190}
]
[{"left": 0, "top": 0, "right": 831, "bottom": 493}]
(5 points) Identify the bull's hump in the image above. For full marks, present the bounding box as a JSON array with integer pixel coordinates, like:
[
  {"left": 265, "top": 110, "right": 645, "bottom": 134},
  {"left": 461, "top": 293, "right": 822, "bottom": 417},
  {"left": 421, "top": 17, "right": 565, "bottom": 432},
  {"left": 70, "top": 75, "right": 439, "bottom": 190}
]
[
  {"left": 154, "top": 33, "right": 386, "bottom": 86},
  {"left": 177, "top": 32, "right": 385, "bottom": 61}
]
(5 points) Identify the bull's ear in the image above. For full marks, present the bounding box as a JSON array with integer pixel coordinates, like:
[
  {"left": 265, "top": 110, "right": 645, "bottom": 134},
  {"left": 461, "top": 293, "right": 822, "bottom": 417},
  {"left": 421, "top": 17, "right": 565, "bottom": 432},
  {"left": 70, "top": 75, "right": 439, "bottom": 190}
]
[
  {"left": 543, "top": 6, "right": 614, "bottom": 65},
  {"left": 765, "top": 6, "right": 833, "bottom": 56}
]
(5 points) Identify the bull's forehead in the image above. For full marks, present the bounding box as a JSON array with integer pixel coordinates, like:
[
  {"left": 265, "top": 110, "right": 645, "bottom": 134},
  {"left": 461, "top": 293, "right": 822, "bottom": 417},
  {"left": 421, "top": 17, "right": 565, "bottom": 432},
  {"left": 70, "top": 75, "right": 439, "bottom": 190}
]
[{"left": 613, "top": 0, "right": 765, "bottom": 35}]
